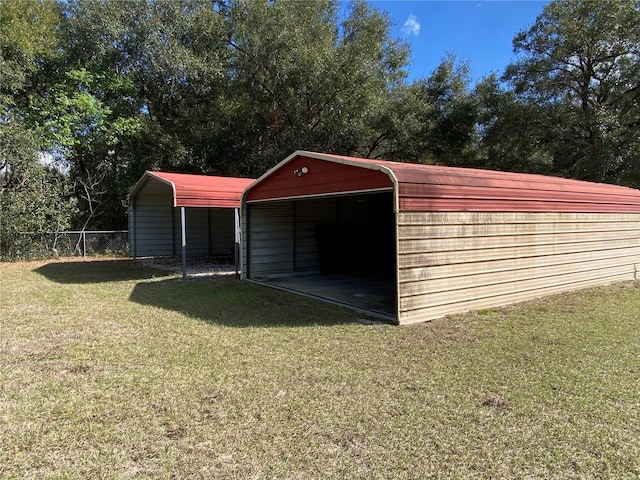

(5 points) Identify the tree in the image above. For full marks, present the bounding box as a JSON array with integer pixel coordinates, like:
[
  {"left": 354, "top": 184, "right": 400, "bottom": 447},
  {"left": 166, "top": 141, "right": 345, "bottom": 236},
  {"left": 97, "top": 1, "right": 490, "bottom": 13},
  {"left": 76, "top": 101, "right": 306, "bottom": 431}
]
[
  {"left": 0, "top": 0, "right": 62, "bottom": 97},
  {"left": 39, "top": 0, "right": 228, "bottom": 228},
  {"left": 28, "top": 66, "right": 148, "bottom": 229},
  {"left": 221, "top": 0, "right": 411, "bottom": 174},
  {"left": 474, "top": 74, "right": 554, "bottom": 174},
  {"left": 361, "top": 55, "right": 478, "bottom": 166},
  {"left": 503, "top": 0, "right": 640, "bottom": 186},
  {"left": 3, "top": 0, "right": 498, "bottom": 234},
  {"left": 417, "top": 55, "right": 478, "bottom": 166},
  {"left": 0, "top": 0, "right": 78, "bottom": 257},
  {"left": 0, "top": 119, "right": 78, "bottom": 258}
]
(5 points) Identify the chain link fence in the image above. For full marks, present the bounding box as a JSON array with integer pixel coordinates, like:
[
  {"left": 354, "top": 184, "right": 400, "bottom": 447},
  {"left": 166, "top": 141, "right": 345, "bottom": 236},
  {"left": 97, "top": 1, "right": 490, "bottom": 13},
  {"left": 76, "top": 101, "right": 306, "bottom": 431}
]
[{"left": 0, "top": 231, "right": 128, "bottom": 261}]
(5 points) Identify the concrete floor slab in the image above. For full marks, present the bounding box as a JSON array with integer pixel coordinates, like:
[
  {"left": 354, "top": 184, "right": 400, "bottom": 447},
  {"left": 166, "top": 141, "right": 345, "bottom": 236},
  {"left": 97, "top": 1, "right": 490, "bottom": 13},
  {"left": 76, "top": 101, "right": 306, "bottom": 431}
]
[{"left": 258, "top": 273, "right": 397, "bottom": 320}]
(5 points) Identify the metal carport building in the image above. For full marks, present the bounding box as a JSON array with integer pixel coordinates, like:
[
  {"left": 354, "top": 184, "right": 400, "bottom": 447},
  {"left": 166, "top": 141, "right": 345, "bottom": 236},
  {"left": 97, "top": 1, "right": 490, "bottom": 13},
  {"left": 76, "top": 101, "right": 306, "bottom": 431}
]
[
  {"left": 129, "top": 171, "right": 254, "bottom": 277},
  {"left": 241, "top": 151, "right": 640, "bottom": 324}
]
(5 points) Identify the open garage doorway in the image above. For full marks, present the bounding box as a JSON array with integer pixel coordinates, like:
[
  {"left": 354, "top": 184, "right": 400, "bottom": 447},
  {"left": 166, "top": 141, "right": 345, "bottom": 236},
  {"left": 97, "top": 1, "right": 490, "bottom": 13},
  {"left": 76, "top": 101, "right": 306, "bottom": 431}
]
[{"left": 245, "top": 191, "right": 397, "bottom": 320}]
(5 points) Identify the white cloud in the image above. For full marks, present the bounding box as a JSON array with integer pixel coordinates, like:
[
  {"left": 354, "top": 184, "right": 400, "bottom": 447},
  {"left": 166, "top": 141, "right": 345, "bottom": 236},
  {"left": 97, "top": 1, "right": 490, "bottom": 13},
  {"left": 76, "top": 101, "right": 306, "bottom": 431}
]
[{"left": 402, "top": 14, "right": 421, "bottom": 37}]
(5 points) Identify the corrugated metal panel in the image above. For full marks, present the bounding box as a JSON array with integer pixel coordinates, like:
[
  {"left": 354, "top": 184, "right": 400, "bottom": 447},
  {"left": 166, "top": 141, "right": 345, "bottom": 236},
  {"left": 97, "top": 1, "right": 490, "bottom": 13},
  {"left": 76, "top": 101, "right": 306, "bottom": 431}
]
[
  {"left": 400, "top": 272, "right": 632, "bottom": 325},
  {"left": 208, "top": 208, "right": 236, "bottom": 255},
  {"left": 130, "top": 171, "right": 253, "bottom": 208},
  {"left": 129, "top": 181, "right": 175, "bottom": 257},
  {"left": 292, "top": 152, "right": 640, "bottom": 213},
  {"left": 399, "top": 237, "right": 638, "bottom": 269},
  {"left": 396, "top": 211, "right": 640, "bottom": 325},
  {"left": 399, "top": 229, "right": 638, "bottom": 255},
  {"left": 245, "top": 193, "right": 396, "bottom": 279},
  {"left": 129, "top": 171, "right": 245, "bottom": 258},
  {"left": 135, "top": 207, "right": 179, "bottom": 257},
  {"left": 182, "top": 208, "right": 235, "bottom": 256},
  {"left": 399, "top": 248, "right": 638, "bottom": 283},
  {"left": 399, "top": 213, "right": 640, "bottom": 238},
  {"left": 398, "top": 196, "right": 640, "bottom": 213},
  {"left": 242, "top": 150, "right": 640, "bottom": 214},
  {"left": 293, "top": 198, "right": 336, "bottom": 273},
  {"left": 244, "top": 155, "right": 393, "bottom": 202},
  {"left": 184, "top": 208, "right": 209, "bottom": 254},
  {"left": 401, "top": 265, "right": 633, "bottom": 310},
  {"left": 247, "top": 202, "right": 294, "bottom": 277},
  {"left": 400, "top": 268, "right": 632, "bottom": 323},
  {"left": 128, "top": 205, "right": 134, "bottom": 254},
  {"left": 401, "top": 258, "right": 637, "bottom": 297}
]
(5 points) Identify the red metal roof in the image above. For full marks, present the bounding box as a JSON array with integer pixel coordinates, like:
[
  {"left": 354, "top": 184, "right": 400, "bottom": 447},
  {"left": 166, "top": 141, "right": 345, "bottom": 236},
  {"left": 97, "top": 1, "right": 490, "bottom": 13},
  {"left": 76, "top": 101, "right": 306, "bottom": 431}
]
[
  {"left": 244, "top": 154, "right": 393, "bottom": 202},
  {"left": 244, "top": 151, "right": 640, "bottom": 213},
  {"left": 133, "top": 171, "right": 254, "bottom": 208}
]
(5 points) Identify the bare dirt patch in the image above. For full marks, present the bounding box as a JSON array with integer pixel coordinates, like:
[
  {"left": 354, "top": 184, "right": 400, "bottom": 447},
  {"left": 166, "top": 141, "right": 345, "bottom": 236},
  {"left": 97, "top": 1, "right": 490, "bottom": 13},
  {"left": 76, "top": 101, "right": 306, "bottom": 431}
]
[{"left": 137, "top": 255, "right": 237, "bottom": 277}]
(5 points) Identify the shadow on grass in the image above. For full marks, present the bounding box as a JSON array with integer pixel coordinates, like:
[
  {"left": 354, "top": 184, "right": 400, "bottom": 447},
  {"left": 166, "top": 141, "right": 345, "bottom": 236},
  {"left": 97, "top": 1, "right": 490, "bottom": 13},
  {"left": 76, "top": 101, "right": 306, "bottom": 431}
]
[
  {"left": 34, "top": 259, "right": 172, "bottom": 284},
  {"left": 129, "top": 276, "right": 360, "bottom": 327}
]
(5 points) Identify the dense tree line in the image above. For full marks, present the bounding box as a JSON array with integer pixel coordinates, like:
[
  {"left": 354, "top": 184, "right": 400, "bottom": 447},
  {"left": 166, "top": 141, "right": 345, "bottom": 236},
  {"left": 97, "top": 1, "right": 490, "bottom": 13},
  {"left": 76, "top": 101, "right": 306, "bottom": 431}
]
[{"left": 1, "top": 0, "right": 639, "bottom": 243}]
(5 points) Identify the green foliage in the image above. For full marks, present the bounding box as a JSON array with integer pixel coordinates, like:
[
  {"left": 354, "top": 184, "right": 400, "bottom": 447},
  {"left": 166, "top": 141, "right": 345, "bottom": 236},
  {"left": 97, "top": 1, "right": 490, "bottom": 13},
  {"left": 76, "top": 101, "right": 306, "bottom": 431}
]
[
  {"left": 0, "top": 118, "right": 78, "bottom": 259},
  {"left": 474, "top": 74, "right": 554, "bottom": 174},
  {"left": 218, "top": 0, "right": 412, "bottom": 174},
  {"left": 3, "top": 0, "right": 639, "bottom": 234},
  {"left": 0, "top": 0, "right": 62, "bottom": 99},
  {"left": 24, "top": 65, "right": 147, "bottom": 229},
  {"left": 32, "top": 69, "right": 112, "bottom": 150},
  {"left": 35, "top": 0, "right": 425, "bottom": 227},
  {"left": 0, "top": 0, "right": 78, "bottom": 258},
  {"left": 361, "top": 54, "right": 478, "bottom": 165},
  {"left": 501, "top": 0, "right": 640, "bottom": 185},
  {"left": 417, "top": 55, "right": 478, "bottom": 165}
]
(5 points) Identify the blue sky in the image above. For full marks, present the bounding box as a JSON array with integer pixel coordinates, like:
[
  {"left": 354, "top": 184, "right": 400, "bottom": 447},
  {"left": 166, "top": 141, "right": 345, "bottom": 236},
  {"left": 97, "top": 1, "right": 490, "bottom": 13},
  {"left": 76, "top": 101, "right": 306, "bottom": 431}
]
[{"left": 369, "top": 1, "right": 549, "bottom": 84}]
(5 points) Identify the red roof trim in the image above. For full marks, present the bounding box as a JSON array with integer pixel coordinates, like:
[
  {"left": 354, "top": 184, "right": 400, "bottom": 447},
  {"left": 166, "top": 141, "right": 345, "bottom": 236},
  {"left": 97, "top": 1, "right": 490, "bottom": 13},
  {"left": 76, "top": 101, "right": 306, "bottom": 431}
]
[
  {"left": 132, "top": 171, "right": 254, "bottom": 208},
  {"left": 244, "top": 155, "right": 394, "bottom": 203},
  {"left": 243, "top": 151, "right": 640, "bottom": 213}
]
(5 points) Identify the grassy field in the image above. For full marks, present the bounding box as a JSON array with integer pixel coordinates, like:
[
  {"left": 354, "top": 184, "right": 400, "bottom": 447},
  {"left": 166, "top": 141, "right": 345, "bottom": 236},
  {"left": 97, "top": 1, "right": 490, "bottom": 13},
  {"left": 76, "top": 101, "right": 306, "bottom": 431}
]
[{"left": 1, "top": 258, "right": 639, "bottom": 479}]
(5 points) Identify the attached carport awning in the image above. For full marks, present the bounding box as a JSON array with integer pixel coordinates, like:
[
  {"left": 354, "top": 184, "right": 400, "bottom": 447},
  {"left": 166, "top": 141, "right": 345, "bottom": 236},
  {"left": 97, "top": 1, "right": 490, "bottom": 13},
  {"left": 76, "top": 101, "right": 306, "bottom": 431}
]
[
  {"left": 133, "top": 171, "right": 253, "bottom": 209},
  {"left": 129, "top": 171, "right": 254, "bottom": 278}
]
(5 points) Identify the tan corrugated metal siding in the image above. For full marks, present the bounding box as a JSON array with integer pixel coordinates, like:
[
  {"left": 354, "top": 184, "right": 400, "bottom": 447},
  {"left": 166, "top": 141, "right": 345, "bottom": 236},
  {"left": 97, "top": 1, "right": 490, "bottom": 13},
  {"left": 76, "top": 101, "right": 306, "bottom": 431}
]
[{"left": 397, "top": 212, "right": 640, "bottom": 325}]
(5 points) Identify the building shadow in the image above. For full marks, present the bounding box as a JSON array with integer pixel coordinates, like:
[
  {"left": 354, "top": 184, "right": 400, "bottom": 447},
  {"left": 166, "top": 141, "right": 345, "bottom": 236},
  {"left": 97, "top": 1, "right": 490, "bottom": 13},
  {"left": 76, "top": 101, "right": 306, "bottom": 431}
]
[
  {"left": 34, "top": 258, "right": 172, "bottom": 284},
  {"left": 128, "top": 276, "right": 360, "bottom": 328},
  {"left": 34, "top": 258, "right": 364, "bottom": 327}
]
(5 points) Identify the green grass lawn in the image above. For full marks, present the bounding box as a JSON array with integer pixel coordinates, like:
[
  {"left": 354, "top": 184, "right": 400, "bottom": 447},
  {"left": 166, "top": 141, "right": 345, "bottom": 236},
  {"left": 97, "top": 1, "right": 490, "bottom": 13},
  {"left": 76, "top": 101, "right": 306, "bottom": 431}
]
[{"left": 1, "top": 258, "right": 639, "bottom": 479}]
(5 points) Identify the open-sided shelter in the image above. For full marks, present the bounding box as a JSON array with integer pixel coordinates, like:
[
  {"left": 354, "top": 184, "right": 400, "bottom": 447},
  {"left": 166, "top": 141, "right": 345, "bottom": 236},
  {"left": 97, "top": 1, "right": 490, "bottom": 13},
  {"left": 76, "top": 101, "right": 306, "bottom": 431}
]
[
  {"left": 129, "top": 171, "right": 254, "bottom": 276},
  {"left": 241, "top": 151, "right": 640, "bottom": 324}
]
